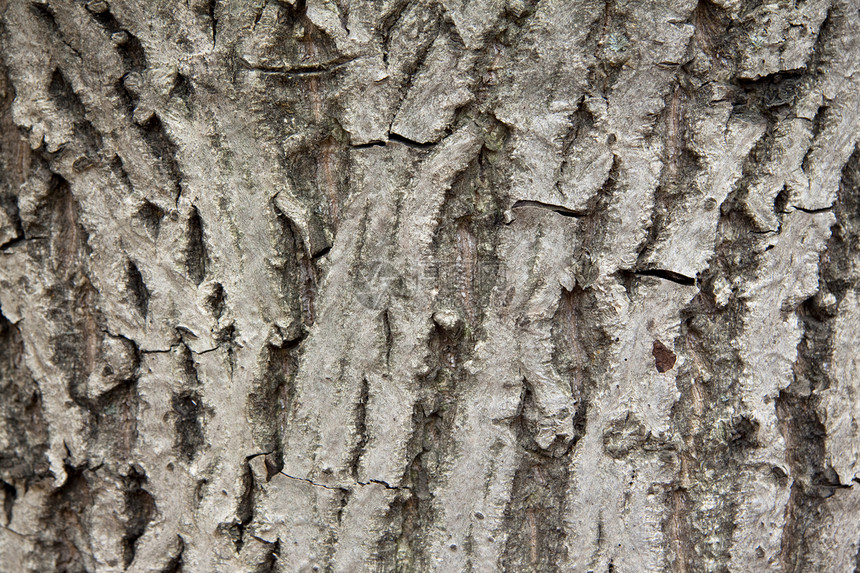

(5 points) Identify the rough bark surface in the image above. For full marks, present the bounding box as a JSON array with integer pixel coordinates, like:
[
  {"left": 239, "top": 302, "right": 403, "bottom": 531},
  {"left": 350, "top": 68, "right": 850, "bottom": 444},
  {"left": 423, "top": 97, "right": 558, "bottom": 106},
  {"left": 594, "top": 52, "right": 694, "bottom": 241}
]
[{"left": 0, "top": 0, "right": 858, "bottom": 571}]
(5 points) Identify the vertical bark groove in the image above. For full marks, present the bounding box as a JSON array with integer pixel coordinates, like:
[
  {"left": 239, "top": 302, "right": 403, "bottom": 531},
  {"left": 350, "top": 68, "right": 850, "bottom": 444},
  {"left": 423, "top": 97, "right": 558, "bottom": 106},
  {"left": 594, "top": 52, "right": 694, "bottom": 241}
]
[{"left": 1, "top": 0, "right": 858, "bottom": 570}]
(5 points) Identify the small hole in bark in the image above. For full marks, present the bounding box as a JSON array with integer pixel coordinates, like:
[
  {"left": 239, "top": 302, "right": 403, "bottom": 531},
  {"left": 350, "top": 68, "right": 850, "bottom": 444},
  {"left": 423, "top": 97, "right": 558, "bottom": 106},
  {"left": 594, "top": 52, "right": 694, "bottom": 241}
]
[
  {"left": 170, "top": 73, "right": 192, "bottom": 100},
  {"left": 774, "top": 187, "right": 789, "bottom": 214},
  {"left": 136, "top": 201, "right": 164, "bottom": 239}
]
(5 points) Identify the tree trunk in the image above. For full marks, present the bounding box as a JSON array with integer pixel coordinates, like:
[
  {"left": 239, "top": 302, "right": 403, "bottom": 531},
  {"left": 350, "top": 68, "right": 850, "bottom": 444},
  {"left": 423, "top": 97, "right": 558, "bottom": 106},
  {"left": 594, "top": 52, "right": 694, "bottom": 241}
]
[{"left": 1, "top": 0, "right": 859, "bottom": 571}]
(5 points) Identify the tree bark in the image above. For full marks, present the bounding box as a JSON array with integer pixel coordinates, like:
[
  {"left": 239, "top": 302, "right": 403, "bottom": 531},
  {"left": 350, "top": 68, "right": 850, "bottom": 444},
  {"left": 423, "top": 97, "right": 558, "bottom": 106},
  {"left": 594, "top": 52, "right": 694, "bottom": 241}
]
[{"left": 0, "top": 0, "right": 859, "bottom": 571}]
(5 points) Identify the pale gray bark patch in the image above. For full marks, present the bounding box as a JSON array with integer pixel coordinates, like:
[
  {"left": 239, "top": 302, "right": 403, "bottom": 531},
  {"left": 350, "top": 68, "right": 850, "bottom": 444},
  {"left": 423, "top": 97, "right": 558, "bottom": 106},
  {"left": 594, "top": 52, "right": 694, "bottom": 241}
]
[{"left": 0, "top": 0, "right": 859, "bottom": 571}]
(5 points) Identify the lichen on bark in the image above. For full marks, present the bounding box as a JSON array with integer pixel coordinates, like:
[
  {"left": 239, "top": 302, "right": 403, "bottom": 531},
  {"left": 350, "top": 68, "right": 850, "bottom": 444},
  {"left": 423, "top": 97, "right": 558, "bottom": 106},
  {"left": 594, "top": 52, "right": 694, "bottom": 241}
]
[{"left": 0, "top": 0, "right": 859, "bottom": 571}]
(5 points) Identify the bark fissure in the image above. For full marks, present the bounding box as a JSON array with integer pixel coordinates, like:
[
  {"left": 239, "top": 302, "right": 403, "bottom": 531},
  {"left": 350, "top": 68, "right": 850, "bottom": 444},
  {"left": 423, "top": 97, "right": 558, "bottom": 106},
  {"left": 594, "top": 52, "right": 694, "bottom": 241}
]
[{"left": 1, "top": 0, "right": 858, "bottom": 569}]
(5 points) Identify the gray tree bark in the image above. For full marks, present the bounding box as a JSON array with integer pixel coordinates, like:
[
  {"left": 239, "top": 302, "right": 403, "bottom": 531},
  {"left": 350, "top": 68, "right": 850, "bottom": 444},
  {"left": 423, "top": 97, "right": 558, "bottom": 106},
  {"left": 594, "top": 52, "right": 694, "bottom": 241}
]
[{"left": 0, "top": 0, "right": 859, "bottom": 571}]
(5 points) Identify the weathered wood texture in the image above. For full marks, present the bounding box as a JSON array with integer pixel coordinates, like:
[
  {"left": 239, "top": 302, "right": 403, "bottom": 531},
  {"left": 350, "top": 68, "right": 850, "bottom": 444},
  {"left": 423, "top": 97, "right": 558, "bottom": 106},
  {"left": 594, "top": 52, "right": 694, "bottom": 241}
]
[{"left": 0, "top": 0, "right": 859, "bottom": 571}]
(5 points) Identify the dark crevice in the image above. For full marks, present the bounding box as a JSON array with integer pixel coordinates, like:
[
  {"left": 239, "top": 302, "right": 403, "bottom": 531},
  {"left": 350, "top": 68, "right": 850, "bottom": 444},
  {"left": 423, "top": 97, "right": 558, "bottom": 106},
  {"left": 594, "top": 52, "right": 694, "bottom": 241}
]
[
  {"left": 215, "top": 322, "right": 238, "bottom": 375},
  {"left": 176, "top": 326, "right": 200, "bottom": 345},
  {"left": 185, "top": 207, "right": 208, "bottom": 286},
  {"left": 558, "top": 96, "right": 592, "bottom": 157},
  {"left": 248, "top": 339, "right": 301, "bottom": 463},
  {"left": 41, "top": 173, "right": 90, "bottom": 275},
  {"left": 0, "top": 235, "right": 34, "bottom": 251},
  {"left": 1, "top": 480, "right": 16, "bottom": 525},
  {"left": 122, "top": 466, "right": 156, "bottom": 568},
  {"left": 387, "top": 131, "right": 438, "bottom": 149},
  {"left": 110, "top": 153, "right": 134, "bottom": 192},
  {"left": 791, "top": 205, "right": 833, "bottom": 214},
  {"left": 382, "top": 309, "right": 393, "bottom": 368},
  {"left": 349, "top": 131, "right": 445, "bottom": 150},
  {"left": 36, "top": 463, "right": 93, "bottom": 573},
  {"left": 0, "top": 183, "right": 25, "bottom": 250},
  {"left": 776, "top": 386, "right": 834, "bottom": 572},
  {"left": 209, "top": 0, "right": 218, "bottom": 46},
  {"left": 238, "top": 463, "right": 255, "bottom": 528},
  {"left": 349, "top": 377, "right": 370, "bottom": 481},
  {"left": 336, "top": 488, "right": 351, "bottom": 525},
  {"left": 500, "top": 384, "right": 573, "bottom": 573},
  {"left": 161, "top": 536, "right": 185, "bottom": 573},
  {"left": 93, "top": 377, "right": 140, "bottom": 457},
  {"left": 118, "top": 31, "right": 147, "bottom": 73},
  {"left": 255, "top": 538, "right": 280, "bottom": 573},
  {"left": 172, "top": 391, "right": 204, "bottom": 462},
  {"left": 89, "top": 4, "right": 147, "bottom": 72},
  {"left": 375, "top": 289, "right": 477, "bottom": 569},
  {"left": 855, "top": 539, "right": 860, "bottom": 573},
  {"left": 89, "top": 4, "right": 120, "bottom": 30},
  {"left": 48, "top": 68, "right": 102, "bottom": 153},
  {"left": 313, "top": 244, "right": 331, "bottom": 258},
  {"left": 252, "top": 2, "right": 265, "bottom": 29},
  {"left": 139, "top": 115, "right": 182, "bottom": 201},
  {"left": 264, "top": 454, "right": 283, "bottom": 482},
  {"left": 665, "top": 184, "right": 765, "bottom": 570},
  {"left": 511, "top": 200, "right": 586, "bottom": 218},
  {"left": 801, "top": 104, "right": 829, "bottom": 176},
  {"left": 90, "top": 6, "right": 147, "bottom": 74},
  {"left": 493, "top": 253, "right": 596, "bottom": 568},
  {"left": 127, "top": 260, "right": 150, "bottom": 317},
  {"left": 278, "top": 471, "right": 350, "bottom": 493},
  {"left": 350, "top": 140, "right": 386, "bottom": 149},
  {"left": 48, "top": 68, "right": 84, "bottom": 117},
  {"left": 430, "top": 147, "right": 506, "bottom": 330},
  {"left": 775, "top": 186, "right": 790, "bottom": 214},
  {"left": 637, "top": 81, "right": 705, "bottom": 266},
  {"left": 502, "top": 284, "right": 606, "bottom": 571},
  {"left": 136, "top": 200, "right": 164, "bottom": 239},
  {"left": 206, "top": 282, "right": 226, "bottom": 319},
  {"left": 809, "top": 104, "right": 828, "bottom": 141},
  {"left": 690, "top": 0, "right": 731, "bottom": 61},
  {"left": 362, "top": 478, "right": 402, "bottom": 490},
  {"left": 30, "top": 2, "right": 60, "bottom": 34},
  {"left": 375, "top": 404, "right": 439, "bottom": 571},
  {"left": 633, "top": 268, "right": 696, "bottom": 286},
  {"left": 375, "top": 133, "right": 506, "bottom": 571},
  {"left": 297, "top": 252, "right": 317, "bottom": 327},
  {"left": 736, "top": 71, "right": 807, "bottom": 109},
  {"left": 554, "top": 98, "right": 596, "bottom": 197},
  {"left": 225, "top": 462, "right": 255, "bottom": 554},
  {"left": 194, "top": 479, "right": 208, "bottom": 509},
  {"left": 271, "top": 203, "right": 318, "bottom": 327},
  {"left": 572, "top": 155, "right": 619, "bottom": 288},
  {"left": 377, "top": 0, "right": 434, "bottom": 67},
  {"left": 777, "top": 144, "right": 860, "bottom": 572},
  {"left": 384, "top": 2, "right": 443, "bottom": 108},
  {"left": 170, "top": 73, "right": 193, "bottom": 101},
  {"left": 180, "top": 343, "right": 200, "bottom": 387}
]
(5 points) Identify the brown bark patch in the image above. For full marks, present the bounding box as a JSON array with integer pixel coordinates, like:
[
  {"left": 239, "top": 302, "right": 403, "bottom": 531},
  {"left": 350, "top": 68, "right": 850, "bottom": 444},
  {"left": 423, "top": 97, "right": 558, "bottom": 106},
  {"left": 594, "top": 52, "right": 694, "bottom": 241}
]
[{"left": 652, "top": 340, "right": 677, "bottom": 373}]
